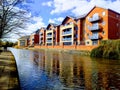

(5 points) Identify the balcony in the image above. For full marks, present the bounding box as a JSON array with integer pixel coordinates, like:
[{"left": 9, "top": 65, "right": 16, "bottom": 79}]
[
  {"left": 88, "top": 23, "right": 101, "bottom": 31},
  {"left": 47, "top": 40, "right": 52, "bottom": 42},
  {"left": 62, "top": 30, "right": 72, "bottom": 35},
  {"left": 89, "top": 33, "right": 102, "bottom": 40},
  {"left": 62, "top": 38, "right": 72, "bottom": 41},
  {"left": 89, "top": 14, "right": 101, "bottom": 23},
  {"left": 47, "top": 35, "right": 52, "bottom": 38}
]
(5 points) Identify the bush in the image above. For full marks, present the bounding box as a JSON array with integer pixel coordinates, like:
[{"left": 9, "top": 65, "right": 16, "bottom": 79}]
[
  {"left": 90, "top": 46, "right": 103, "bottom": 57},
  {"left": 91, "top": 39, "right": 120, "bottom": 60}
]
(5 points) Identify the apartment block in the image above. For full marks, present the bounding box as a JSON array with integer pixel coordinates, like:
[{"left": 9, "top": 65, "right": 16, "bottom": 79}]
[
  {"left": 18, "top": 36, "right": 29, "bottom": 47},
  {"left": 46, "top": 23, "right": 59, "bottom": 46},
  {"left": 39, "top": 27, "right": 46, "bottom": 45},
  {"left": 29, "top": 30, "right": 39, "bottom": 46},
  {"left": 24, "top": 6, "right": 120, "bottom": 50},
  {"left": 60, "top": 16, "right": 78, "bottom": 45},
  {"left": 85, "top": 6, "right": 120, "bottom": 46}
]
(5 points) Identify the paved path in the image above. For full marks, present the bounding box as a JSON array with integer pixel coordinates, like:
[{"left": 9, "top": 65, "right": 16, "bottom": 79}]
[{"left": 0, "top": 51, "right": 20, "bottom": 90}]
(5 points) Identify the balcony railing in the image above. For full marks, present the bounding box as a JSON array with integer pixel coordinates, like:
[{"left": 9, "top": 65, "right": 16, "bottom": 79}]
[
  {"left": 89, "top": 33, "right": 102, "bottom": 40},
  {"left": 46, "top": 35, "right": 52, "bottom": 37},
  {"left": 89, "top": 14, "right": 101, "bottom": 22},
  {"left": 62, "top": 38, "right": 72, "bottom": 41},
  {"left": 88, "top": 23, "right": 101, "bottom": 31},
  {"left": 47, "top": 40, "right": 52, "bottom": 42},
  {"left": 62, "top": 30, "right": 72, "bottom": 35}
]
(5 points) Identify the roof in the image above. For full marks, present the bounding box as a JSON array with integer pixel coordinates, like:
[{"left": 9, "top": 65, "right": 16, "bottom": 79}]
[
  {"left": 76, "top": 14, "right": 88, "bottom": 19},
  {"left": 85, "top": 6, "right": 120, "bottom": 17},
  {"left": 18, "top": 36, "right": 30, "bottom": 40},
  {"left": 46, "top": 23, "right": 58, "bottom": 29},
  {"left": 61, "top": 16, "right": 76, "bottom": 24}
]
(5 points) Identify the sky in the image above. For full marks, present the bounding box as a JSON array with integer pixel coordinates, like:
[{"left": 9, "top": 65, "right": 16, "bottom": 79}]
[{"left": 10, "top": 0, "right": 120, "bottom": 41}]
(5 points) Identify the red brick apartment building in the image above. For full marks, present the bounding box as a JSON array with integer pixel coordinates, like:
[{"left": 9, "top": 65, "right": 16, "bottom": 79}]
[
  {"left": 21, "top": 6, "right": 120, "bottom": 50},
  {"left": 85, "top": 6, "right": 120, "bottom": 46},
  {"left": 29, "top": 30, "right": 39, "bottom": 46},
  {"left": 39, "top": 27, "right": 46, "bottom": 45}
]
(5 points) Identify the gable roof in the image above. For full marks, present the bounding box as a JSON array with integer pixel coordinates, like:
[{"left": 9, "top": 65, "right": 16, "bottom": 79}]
[
  {"left": 46, "top": 23, "right": 58, "bottom": 29},
  {"left": 85, "top": 6, "right": 120, "bottom": 17},
  {"left": 61, "top": 16, "right": 76, "bottom": 25},
  {"left": 18, "top": 36, "right": 30, "bottom": 40}
]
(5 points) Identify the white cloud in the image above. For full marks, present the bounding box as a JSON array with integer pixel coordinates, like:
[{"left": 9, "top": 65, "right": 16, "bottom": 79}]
[
  {"left": 24, "top": 16, "right": 46, "bottom": 35},
  {"left": 42, "top": 0, "right": 120, "bottom": 16},
  {"left": 48, "top": 17, "right": 64, "bottom": 24},
  {"left": 42, "top": 1, "right": 52, "bottom": 7}
]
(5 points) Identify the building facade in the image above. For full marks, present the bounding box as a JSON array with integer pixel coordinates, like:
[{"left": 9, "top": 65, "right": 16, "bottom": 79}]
[
  {"left": 39, "top": 27, "right": 46, "bottom": 45},
  {"left": 85, "top": 6, "right": 120, "bottom": 46},
  {"left": 18, "top": 36, "right": 29, "bottom": 47},
  {"left": 46, "top": 23, "right": 59, "bottom": 46},
  {"left": 29, "top": 30, "right": 39, "bottom": 46},
  {"left": 21, "top": 6, "right": 120, "bottom": 49},
  {"left": 60, "top": 16, "right": 78, "bottom": 45}
]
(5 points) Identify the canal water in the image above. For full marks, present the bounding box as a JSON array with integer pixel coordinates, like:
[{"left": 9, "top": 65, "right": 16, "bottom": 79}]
[{"left": 9, "top": 48, "right": 120, "bottom": 90}]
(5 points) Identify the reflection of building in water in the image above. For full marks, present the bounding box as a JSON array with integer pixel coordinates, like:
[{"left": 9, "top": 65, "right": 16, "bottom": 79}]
[
  {"left": 59, "top": 52, "right": 74, "bottom": 87},
  {"left": 83, "top": 57, "right": 94, "bottom": 90},
  {"left": 44, "top": 50, "right": 60, "bottom": 77},
  {"left": 73, "top": 55, "right": 85, "bottom": 89},
  {"left": 33, "top": 51, "right": 39, "bottom": 65},
  {"left": 39, "top": 51, "right": 45, "bottom": 70},
  {"left": 31, "top": 50, "right": 120, "bottom": 90},
  {"left": 96, "top": 61, "right": 120, "bottom": 90},
  {"left": 52, "top": 52, "right": 60, "bottom": 75}
]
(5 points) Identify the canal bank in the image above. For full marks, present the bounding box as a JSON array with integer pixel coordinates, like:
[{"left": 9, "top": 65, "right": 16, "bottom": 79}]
[
  {"left": 0, "top": 51, "right": 20, "bottom": 90},
  {"left": 29, "top": 47, "right": 91, "bottom": 56}
]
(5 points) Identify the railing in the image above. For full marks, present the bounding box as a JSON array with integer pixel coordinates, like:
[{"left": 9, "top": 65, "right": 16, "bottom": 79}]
[
  {"left": 62, "top": 38, "right": 72, "bottom": 41},
  {"left": 46, "top": 35, "right": 52, "bottom": 37},
  {"left": 89, "top": 14, "right": 101, "bottom": 22},
  {"left": 47, "top": 40, "right": 52, "bottom": 42},
  {"left": 88, "top": 23, "right": 101, "bottom": 31},
  {"left": 89, "top": 34, "right": 99, "bottom": 40},
  {"left": 62, "top": 31, "right": 72, "bottom": 35}
]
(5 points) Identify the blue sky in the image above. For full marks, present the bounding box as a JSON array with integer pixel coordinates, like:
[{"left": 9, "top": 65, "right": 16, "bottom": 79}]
[{"left": 10, "top": 0, "right": 120, "bottom": 41}]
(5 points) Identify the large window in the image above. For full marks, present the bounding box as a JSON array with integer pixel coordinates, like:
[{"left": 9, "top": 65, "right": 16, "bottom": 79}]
[{"left": 92, "top": 40, "right": 98, "bottom": 45}]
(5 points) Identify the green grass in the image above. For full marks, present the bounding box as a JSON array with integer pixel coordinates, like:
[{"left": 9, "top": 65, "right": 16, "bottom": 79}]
[{"left": 90, "top": 39, "right": 120, "bottom": 60}]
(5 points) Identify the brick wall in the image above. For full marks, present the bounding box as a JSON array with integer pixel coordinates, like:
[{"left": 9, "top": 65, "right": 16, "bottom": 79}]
[{"left": 34, "top": 45, "right": 97, "bottom": 51}]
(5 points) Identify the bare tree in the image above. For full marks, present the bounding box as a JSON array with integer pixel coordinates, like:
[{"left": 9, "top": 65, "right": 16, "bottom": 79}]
[{"left": 0, "top": 0, "right": 31, "bottom": 39}]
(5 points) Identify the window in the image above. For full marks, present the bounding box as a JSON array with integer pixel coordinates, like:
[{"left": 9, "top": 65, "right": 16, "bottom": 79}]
[
  {"left": 116, "top": 15, "right": 119, "bottom": 18},
  {"left": 75, "top": 26, "right": 78, "bottom": 31},
  {"left": 102, "top": 21, "right": 105, "bottom": 25},
  {"left": 93, "top": 13, "right": 99, "bottom": 17},
  {"left": 117, "top": 23, "right": 119, "bottom": 27},
  {"left": 87, "top": 41, "right": 89, "bottom": 44},
  {"left": 87, "top": 33, "right": 89, "bottom": 36},
  {"left": 92, "top": 40, "right": 98, "bottom": 45},
  {"left": 102, "top": 11, "right": 106, "bottom": 16},
  {"left": 102, "top": 31, "right": 105, "bottom": 35}
]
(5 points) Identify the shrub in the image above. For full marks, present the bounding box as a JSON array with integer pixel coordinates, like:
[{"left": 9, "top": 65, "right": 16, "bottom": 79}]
[{"left": 90, "top": 39, "right": 120, "bottom": 60}]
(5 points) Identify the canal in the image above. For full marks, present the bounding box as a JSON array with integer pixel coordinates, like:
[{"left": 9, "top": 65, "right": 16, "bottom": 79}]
[{"left": 9, "top": 48, "right": 120, "bottom": 90}]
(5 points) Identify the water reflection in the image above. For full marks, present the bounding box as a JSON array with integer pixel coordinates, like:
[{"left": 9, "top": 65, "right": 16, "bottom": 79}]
[{"left": 10, "top": 48, "right": 120, "bottom": 90}]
